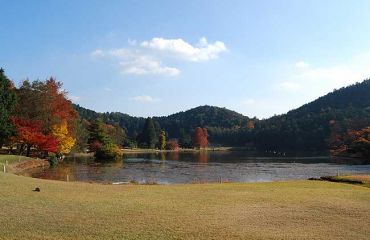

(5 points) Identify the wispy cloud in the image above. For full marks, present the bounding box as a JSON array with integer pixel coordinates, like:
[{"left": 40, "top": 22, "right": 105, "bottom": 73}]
[
  {"left": 279, "top": 81, "right": 301, "bottom": 91},
  {"left": 69, "top": 95, "right": 80, "bottom": 102},
  {"left": 130, "top": 95, "right": 160, "bottom": 102},
  {"left": 295, "top": 61, "right": 309, "bottom": 68},
  {"left": 120, "top": 56, "right": 180, "bottom": 76},
  {"left": 91, "top": 37, "right": 226, "bottom": 76},
  {"left": 141, "top": 37, "right": 227, "bottom": 62},
  {"left": 277, "top": 54, "right": 370, "bottom": 99}
]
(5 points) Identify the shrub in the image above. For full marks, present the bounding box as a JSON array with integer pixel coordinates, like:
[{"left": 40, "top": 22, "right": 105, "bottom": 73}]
[
  {"left": 48, "top": 155, "right": 58, "bottom": 166},
  {"left": 95, "top": 142, "right": 122, "bottom": 160}
]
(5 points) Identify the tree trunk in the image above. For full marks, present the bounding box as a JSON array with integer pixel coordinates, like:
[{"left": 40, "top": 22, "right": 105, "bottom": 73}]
[
  {"left": 26, "top": 145, "right": 31, "bottom": 157},
  {"left": 19, "top": 144, "right": 25, "bottom": 155}
]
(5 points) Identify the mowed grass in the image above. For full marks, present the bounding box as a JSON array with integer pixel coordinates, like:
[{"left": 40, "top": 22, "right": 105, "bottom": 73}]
[
  {"left": 335, "top": 175, "right": 370, "bottom": 188},
  {"left": 0, "top": 154, "right": 39, "bottom": 165},
  {"left": 1, "top": 173, "right": 370, "bottom": 240}
]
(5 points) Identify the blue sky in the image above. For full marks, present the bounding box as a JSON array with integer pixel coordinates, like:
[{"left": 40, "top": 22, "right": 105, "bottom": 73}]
[{"left": 1, "top": 0, "right": 370, "bottom": 118}]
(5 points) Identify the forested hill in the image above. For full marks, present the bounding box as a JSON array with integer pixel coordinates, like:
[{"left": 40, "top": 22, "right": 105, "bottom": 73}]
[
  {"left": 154, "top": 106, "right": 249, "bottom": 142},
  {"left": 74, "top": 79, "right": 370, "bottom": 151},
  {"left": 73, "top": 105, "right": 250, "bottom": 144},
  {"left": 252, "top": 79, "right": 370, "bottom": 151}
]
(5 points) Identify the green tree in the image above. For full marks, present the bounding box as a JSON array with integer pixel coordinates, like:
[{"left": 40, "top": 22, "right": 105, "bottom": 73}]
[
  {"left": 0, "top": 69, "right": 17, "bottom": 147},
  {"left": 141, "top": 117, "right": 157, "bottom": 148},
  {"left": 87, "top": 120, "right": 122, "bottom": 159},
  {"left": 158, "top": 130, "right": 166, "bottom": 150}
]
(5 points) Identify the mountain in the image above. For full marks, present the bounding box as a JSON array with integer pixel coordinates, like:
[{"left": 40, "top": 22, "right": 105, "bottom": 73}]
[
  {"left": 74, "top": 79, "right": 370, "bottom": 151},
  {"left": 73, "top": 105, "right": 250, "bottom": 145},
  {"left": 251, "top": 79, "right": 370, "bottom": 151}
]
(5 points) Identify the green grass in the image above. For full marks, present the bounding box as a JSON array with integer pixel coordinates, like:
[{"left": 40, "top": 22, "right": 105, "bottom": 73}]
[
  {"left": 1, "top": 173, "right": 370, "bottom": 239},
  {"left": 334, "top": 175, "right": 370, "bottom": 188},
  {"left": 0, "top": 154, "right": 38, "bottom": 165}
]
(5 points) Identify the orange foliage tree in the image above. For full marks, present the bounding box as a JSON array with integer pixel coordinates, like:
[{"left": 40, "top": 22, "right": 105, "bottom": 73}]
[
  {"left": 193, "top": 127, "right": 209, "bottom": 149},
  {"left": 331, "top": 126, "right": 370, "bottom": 158},
  {"left": 13, "top": 78, "right": 77, "bottom": 156},
  {"left": 11, "top": 117, "right": 59, "bottom": 156}
]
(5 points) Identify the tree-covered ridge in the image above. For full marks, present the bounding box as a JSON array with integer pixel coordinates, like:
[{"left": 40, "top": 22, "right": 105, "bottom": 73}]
[
  {"left": 252, "top": 79, "right": 370, "bottom": 151},
  {"left": 74, "top": 79, "right": 370, "bottom": 153}
]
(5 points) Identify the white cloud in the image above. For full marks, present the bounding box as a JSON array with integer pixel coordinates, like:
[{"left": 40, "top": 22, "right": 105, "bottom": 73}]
[
  {"left": 140, "top": 37, "right": 227, "bottom": 62},
  {"left": 130, "top": 95, "right": 160, "bottom": 102},
  {"left": 120, "top": 56, "right": 180, "bottom": 76},
  {"left": 279, "top": 81, "right": 301, "bottom": 91},
  {"left": 277, "top": 53, "right": 370, "bottom": 101},
  {"left": 91, "top": 37, "right": 226, "bottom": 76},
  {"left": 91, "top": 49, "right": 105, "bottom": 57},
  {"left": 295, "top": 61, "right": 309, "bottom": 68},
  {"left": 69, "top": 95, "right": 80, "bottom": 102},
  {"left": 242, "top": 99, "right": 255, "bottom": 105}
]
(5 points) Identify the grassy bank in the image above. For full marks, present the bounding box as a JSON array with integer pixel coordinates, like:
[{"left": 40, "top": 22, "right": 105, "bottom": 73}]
[
  {"left": 1, "top": 173, "right": 370, "bottom": 239},
  {"left": 0, "top": 155, "right": 49, "bottom": 174}
]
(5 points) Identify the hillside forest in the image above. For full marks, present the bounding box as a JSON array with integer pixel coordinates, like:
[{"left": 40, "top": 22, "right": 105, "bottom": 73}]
[{"left": 1, "top": 68, "right": 369, "bottom": 160}]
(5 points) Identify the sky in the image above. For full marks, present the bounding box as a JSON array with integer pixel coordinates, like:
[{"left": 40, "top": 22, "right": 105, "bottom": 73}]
[{"left": 1, "top": 0, "right": 370, "bottom": 118}]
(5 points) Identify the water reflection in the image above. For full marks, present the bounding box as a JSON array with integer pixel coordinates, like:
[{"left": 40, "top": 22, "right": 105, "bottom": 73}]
[{"left": 29, "top": 151, "right": 370, "bottom": 184}]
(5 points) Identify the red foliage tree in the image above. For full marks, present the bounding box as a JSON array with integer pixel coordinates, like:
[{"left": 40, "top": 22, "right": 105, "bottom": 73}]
[
  {"left": 13, "top": 78, "right": 77, "bottom": 156},
  {"left": 11, "top": 117, "right": 58, "bottom": 156},
  {"left": 193, "top": 127, "right": 209, "bottom": 149},
  {"left": 166, "top": 139, "right": 180, "bottom": 150}
]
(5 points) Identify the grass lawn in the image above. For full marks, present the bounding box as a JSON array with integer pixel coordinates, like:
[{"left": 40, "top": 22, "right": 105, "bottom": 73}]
[
  {"left": 334, "top": 175, "right": 370, "bottom": 188},
  {"left": 1, "top": 173, "right": 370, "bottom": 240},
  {"left": 0, "top": 154, "right": 39, "bottom": 165}
]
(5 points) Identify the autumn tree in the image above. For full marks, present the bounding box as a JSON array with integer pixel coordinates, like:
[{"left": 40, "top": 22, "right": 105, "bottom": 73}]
[
  {"left": 13, "top": 78, "right": 77, "bottom": 156},
  {"left": 51, "top": 120, "right": 76, "bottom": 154},
  {"left": 87, "top": 120, "right": 122, "bottom": 159},
  {"left": 193, "top": 127, "right": 209, "bottom": 149},
  {"left": 166, "top": 139, "right": 180, "bottom": 150},
  {"left": 102, "top": 123, "right": 126, "bottom": 146},
  {"left": 0, "top": 69, "right": 17, "bottom": 147},
  {"left": 158, "top": 130, "right": 166, "bottom": 150},
  {"left": 11, "top": 117, "right": 58, "bottom": 156}
]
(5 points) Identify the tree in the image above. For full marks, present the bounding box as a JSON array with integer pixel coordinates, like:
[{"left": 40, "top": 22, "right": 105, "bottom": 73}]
[
  {"left": 158, "top": 131, "right": 166, "bottom": 150},
  {"left": 72, "top": 119, "right": 90, "bottom": 152},
  {"left": 193, "top": 127, "right": 208, "bottom": 149},
  {"left": 140, "top": 117, "right": 157, "bottom": 148},
  {"left": 103, "top": 123, "right": 126, "bottom": 146},
  {"left": 0, "top": 69, "right": 17, "bottom": 146},
  {"left": 166, "top": 139, "right": 179, "bottom": 150},
  {"left": 332, "top": 126, "right": 370, "bottom": 158},
  {"left": 13, "top": 78, "right": 78, "bottom": 156},
  {"left": 87, "top": 120, "right": 122, "bottom": 159},
  {"left": 11, "top": 117, "right": 58, "bottom": 156},
  {"left": 51, "top": 120, "right": 76, "bottom": 154}
]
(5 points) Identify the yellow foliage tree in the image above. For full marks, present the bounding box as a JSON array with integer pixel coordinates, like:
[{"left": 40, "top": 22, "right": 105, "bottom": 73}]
[{"left": 51, "top": 121, "right": 76, "bottom": 154}]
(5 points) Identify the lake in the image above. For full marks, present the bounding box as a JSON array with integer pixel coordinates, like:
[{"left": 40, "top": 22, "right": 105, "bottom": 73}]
[{"left": 29, "top": 151, "right": 370, "bottom": 184}]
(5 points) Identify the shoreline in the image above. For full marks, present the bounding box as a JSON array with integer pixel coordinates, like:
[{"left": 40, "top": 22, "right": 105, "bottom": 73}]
[{"left": 2, "top": 154, "right": 369, "bottom": 186}]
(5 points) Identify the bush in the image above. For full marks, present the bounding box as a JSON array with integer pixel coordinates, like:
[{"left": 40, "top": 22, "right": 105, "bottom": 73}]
[
  {"left": 95, "top": 142, "right": 122, "bottom": 160},
  {"left": 48, "top": 155, "right": 58, "bottom": 166}
]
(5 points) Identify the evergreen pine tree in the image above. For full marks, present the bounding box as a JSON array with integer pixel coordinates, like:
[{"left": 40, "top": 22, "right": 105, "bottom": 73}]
[
  {"left": 0, "top": 69, "right": 17, "bottom": 146},
  {"left": 141, "top": 117, "right": 157, "bottom": 148}
]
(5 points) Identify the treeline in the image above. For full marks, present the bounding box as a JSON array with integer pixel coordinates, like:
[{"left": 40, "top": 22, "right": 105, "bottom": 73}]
[
  {"left": 0, "top": 68, "right": 210, "bottom": 161},
  {"left": 75, "top": 79, "right": 370, "bottom": 154},
  {"left": 2, "top": 67, "right": 369, "bottom": 158},
  {"left": 0, "top": 70, "right": 121, "bottom": 160},
  {"left": 0, "top": 69, "right": 79, "bottom": 160}
]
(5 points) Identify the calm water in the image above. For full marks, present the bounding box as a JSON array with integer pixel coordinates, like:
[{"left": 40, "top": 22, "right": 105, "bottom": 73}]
[{"left": 30, "top": 151, "right": 370, "bottom": 184}]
